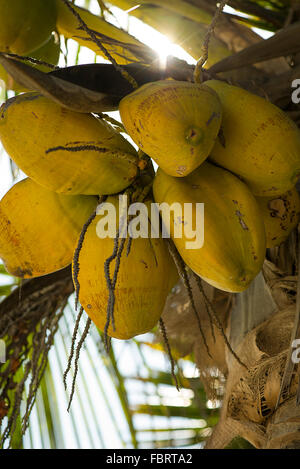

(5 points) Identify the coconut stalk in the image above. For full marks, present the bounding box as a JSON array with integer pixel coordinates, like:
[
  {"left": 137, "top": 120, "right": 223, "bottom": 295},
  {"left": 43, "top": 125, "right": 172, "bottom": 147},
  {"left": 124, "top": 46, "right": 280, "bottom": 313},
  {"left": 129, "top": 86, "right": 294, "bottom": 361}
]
[{"left": 2, "top": 0, "right": 300, "bottom": 450}]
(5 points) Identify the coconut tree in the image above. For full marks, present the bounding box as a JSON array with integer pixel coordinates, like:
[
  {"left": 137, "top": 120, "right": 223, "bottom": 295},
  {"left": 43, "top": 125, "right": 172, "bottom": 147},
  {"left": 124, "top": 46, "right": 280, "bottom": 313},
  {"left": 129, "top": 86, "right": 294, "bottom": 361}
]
[{"left": 0, "top": 0, "right": 300, "bottom": 450}]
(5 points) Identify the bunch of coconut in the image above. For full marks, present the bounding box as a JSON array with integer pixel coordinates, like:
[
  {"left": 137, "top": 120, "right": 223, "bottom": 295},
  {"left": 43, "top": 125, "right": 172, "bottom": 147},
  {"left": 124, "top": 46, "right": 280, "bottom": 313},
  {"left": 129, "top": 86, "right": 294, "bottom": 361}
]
[{"left": 1, "top": 41, "right": 300, "bottom": 340}]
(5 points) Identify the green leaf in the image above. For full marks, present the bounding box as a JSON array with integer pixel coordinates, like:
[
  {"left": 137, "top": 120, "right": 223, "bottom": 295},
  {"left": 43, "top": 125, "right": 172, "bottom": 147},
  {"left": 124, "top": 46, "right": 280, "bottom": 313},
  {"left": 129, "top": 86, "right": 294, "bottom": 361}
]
[
  {"left": 0, "top": 265, "right": 10, "bottom": 276},
  {"left": 0, "top": 285, "right": 13, "bottom": 297}
]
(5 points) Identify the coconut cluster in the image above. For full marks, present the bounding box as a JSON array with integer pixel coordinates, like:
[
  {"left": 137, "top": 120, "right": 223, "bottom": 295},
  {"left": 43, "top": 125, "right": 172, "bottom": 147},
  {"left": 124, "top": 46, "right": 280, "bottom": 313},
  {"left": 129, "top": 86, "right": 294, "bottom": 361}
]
[{"left": 1, "top": 73, "right": 300, "bottom": 339}]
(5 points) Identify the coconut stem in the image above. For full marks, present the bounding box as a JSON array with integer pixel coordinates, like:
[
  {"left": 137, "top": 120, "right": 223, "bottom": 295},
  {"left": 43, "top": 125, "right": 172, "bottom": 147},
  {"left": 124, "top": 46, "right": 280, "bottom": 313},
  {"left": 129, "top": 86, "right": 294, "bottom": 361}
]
[
  {"left": 67, "top": 317, "right": 92, "bottom": 412},
  {"left": 159, "top": 317, "right": 180, "bottom": 392},
  {"left": 0, "top": 51, "right": 59, "bottom": 70},
  {"left": 63, "top": 306, "right": 84, "bottom": 391},
  {"left": 72, "top": 199, "right": 104, "bottom": 311},
  {"left": 191, "top": 272, "right": 248, "bottom": 370},
  {"left": 60, "top": 0, "right": 139, "bottom": 90},
  {"left": 166, "top": 239, "right": 212, "bottom": 359}
]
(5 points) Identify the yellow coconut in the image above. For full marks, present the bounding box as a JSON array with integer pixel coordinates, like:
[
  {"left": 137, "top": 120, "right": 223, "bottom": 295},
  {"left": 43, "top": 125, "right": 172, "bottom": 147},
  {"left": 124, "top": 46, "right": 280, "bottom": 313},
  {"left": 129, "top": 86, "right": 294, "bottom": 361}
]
[
  {"left": 153, "top": 162, "right": 266, "bottom": 293},
  {"left": 74, "top": 196, "right": 178, "bottom": 339},
  {"left": 0, "top": 0, "right": 57, "bottom": 55},
  {"left": 0, "top": 178, "right": 98, "bottom": 278},
  {"left": 0, "top": 34, "right": 60, "bottom": 92},
  {"left": 256, "top": 187, "right": 300, "bottom": 248},
  {"left": 119, "top": 80, "right": 222, "bottom": 177},
  {"left": 0, "top": 93, "right": 139, "bottom": 195},
  {"left": 205, "top": 80, "right": 300, "bottom": 196}
]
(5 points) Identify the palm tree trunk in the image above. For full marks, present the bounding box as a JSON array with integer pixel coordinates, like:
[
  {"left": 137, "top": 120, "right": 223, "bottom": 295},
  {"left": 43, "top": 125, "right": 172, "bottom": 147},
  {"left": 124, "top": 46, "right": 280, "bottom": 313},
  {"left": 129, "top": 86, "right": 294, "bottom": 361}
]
[{"left": 206, "top": 245, "right": 300, "bottom": 448}]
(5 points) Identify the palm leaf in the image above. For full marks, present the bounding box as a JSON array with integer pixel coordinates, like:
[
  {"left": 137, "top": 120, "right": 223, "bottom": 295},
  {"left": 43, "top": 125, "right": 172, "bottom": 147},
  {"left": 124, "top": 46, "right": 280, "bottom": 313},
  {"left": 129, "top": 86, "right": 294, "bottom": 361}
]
[{"left": 56, "top": 0, "right": 150, "bottom": 64}]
